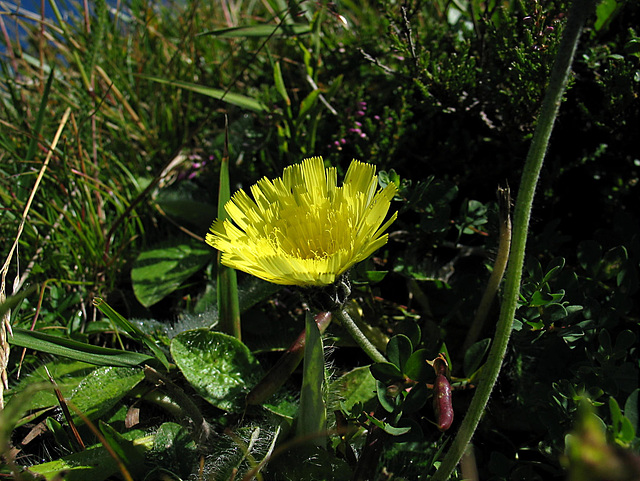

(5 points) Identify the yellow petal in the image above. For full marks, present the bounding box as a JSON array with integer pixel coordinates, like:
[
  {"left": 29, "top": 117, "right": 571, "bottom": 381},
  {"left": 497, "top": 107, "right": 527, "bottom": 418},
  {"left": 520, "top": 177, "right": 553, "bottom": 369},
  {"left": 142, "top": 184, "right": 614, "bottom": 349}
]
[{"left": 206, "top": 157, "right": 397, "bottom": 286}]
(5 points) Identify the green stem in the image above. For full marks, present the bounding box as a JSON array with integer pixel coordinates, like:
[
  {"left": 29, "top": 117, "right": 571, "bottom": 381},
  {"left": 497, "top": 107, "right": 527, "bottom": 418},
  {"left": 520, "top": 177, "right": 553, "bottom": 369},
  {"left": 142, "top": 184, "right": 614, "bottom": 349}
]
[
  {"left": 335, "top": 309, "right": 387, "bottom": 364},
  {"left": 431, "top": 3, "right": 596, "bottom": 480}
]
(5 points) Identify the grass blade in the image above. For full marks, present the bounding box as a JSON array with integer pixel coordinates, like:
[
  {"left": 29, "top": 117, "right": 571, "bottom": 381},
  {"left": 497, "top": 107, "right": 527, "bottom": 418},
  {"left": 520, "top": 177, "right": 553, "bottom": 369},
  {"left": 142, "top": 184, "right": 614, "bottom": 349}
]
[
  {"left": 199, "top": 24, "right": 310, "bottom": 38},
  {"left": 9, "top": 328, "right": 155, "bottom": 367},
  {"left": 139, "top": 76, "right": 268, "bottom": 112},
  {"left": 217, "top": 120, "right": 241, "bottom": 339},
  {"left": 93, "top": 297, "right": 171, "bottom": 370}
]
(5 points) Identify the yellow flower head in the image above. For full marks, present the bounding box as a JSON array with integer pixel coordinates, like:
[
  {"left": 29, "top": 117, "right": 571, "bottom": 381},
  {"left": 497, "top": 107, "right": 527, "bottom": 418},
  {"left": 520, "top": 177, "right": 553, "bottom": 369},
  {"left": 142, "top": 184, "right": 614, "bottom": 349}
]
[{"left": 206, "top": 157, "right": 397, "bottom": 286}]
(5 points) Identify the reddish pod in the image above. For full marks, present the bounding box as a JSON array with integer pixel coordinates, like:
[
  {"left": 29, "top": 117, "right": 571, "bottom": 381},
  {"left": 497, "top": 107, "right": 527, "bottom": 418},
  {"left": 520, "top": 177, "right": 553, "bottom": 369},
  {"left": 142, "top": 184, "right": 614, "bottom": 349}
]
[
  {"left": 429, "top": 353, "right": 454, "bottom": 431},
  {"left": 433, "top": 374, "right": 454, "bottom": 431}
]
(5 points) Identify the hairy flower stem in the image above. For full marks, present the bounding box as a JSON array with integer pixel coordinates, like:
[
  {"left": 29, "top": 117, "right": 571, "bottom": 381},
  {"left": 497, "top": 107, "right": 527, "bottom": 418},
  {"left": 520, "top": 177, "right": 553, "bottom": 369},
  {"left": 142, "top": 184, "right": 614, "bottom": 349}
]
[
  {"left": 431, "top": 2, "right": 597, "bottom": 480},
  {"left": 335, "top": 309, "right": 387, "bottom": 364}
]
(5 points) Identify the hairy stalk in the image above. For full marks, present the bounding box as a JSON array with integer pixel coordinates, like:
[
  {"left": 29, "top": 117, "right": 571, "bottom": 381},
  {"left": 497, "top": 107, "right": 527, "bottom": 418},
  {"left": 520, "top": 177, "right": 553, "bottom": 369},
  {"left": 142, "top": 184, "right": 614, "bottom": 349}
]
[
  {"left": 334, "top": 309, "right": 386, "bottom": 364},
  {"left": 463, "top": 186, "right": 512, "bottom": 351},
  {"left": 431, "top": 2, "right": 597, "bottom": 480}
]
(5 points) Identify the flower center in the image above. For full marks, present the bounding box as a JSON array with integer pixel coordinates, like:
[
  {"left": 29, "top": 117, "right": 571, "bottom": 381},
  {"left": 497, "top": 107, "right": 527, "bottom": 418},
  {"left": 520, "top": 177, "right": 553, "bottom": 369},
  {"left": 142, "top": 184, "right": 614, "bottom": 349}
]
[{"left": 274, "top": 203, "right": 347, "bottom": 260}]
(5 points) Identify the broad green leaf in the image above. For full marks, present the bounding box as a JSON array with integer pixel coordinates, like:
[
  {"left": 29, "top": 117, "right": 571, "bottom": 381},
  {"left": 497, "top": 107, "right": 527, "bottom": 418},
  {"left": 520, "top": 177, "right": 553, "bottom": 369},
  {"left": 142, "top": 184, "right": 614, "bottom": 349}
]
[
  {"left": 171, "top": 329, "right": 263, "bottom": 412},
  {"left": 9, "top": 328, "right": 154, "bottom": 367},
  {"left": 386, "top": 334, "right": 413, "bottom": 372},
  {"left": 595, "top": 0, "right": 623, "bottom": 31},
  {"left": 150, "top": 422, "right": 197, "bottom": 479},
  {"left": 4, "top": 359, "right": 94, "bottom": 412},
  {"left": 131, "top": 240, "right": 212, "bottom": 307},
  {"left": 68, "top": 366, "right": 145, "bottom": 423},
  {"left": 403, "top": 382, "right": 429, "bottom": 414},
  {"left": 602, "top": 246, "right": 627, "bottom": 280},
  {"left": 330, "top": 366, "right": 377, "bottom": 412},
  {"left": 403, "top": 349, "right": 432, "bottom": 383},
  {"left": 27, "top": 435, "right": 154, "bottom": 481},
  {"left": 297, "top": 311, "right": 326, "bottom": 447},
  {"left": 199, "top": 23, "right": 311, "bottom": 38},
  {"left": 376, "top": 380, "right": 400, "bottom": 413},
  {"left": 369, "top": 362, "right": 404, "bottom": 385},
  {"left": 624, "top": 389, "right": 639, "bottom": 434},
  {"left": 464, "top": 338, "right": 491, "bottom": 377},
  {"left": 140, "top": 75, "right": 267, "bottom": 112},
  {"left": 99, "top": 421, "right": 146, "bottom": 476},
  {"left": 394, "top": 320, "right": 421, "bottom": 349}
]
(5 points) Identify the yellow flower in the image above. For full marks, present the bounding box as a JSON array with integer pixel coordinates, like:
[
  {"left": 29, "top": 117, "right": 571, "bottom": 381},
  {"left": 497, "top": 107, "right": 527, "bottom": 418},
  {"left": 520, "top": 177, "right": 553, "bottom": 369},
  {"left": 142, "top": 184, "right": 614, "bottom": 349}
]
[{"left": 206, "top": 157, "right": 397, "bottom": 286}]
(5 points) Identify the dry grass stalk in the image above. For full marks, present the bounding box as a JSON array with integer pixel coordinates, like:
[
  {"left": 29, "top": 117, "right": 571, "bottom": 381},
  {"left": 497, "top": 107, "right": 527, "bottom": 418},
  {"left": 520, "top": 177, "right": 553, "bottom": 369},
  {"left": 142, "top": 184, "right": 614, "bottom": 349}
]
[{"left": 0, "top": 108, "right": 72, "bottom": 409}]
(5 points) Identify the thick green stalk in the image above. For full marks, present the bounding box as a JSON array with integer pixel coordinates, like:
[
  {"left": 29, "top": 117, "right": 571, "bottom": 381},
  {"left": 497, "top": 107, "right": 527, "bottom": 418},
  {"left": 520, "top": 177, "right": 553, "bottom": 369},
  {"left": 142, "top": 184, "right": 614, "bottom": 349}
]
[
  {"left": 431, "top": 2, "right": 596, "bottom": 480},
  {"left": 335, "top": 309, "right": 387, "bottom": 364}
]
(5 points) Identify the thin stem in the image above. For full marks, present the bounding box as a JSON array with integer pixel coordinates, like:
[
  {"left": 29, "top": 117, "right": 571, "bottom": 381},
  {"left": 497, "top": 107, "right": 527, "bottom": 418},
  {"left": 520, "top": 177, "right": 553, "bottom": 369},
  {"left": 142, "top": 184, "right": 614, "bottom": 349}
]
[
  {"left": 335, "top": 309, "right": 387, "bottom": 364},
  {"left": 431, "top": 2, "right": 596, "bottom": 480}
]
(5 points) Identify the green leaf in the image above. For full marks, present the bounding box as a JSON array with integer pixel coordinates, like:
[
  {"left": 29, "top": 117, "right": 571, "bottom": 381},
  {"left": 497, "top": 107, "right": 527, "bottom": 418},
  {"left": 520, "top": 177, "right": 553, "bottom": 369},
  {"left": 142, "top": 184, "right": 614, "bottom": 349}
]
[
  {"left": 1, "top": 383, "right": 52, "bottom": 446},
  {"left": 26, "top": 68, "right": 55, "bottom": 161},
  {"left": 131, "top": 240, "right": 212, "bottom": 307},
  {"left": 297, "top": 311, "right": 327, "bottom": 447},
  {"left": 199, "top": 23, "right": 311, "bottom": 38},
  {"left": 403, "top": 349, "right": 432, "bottom": 383},
  {"left": 386, "top": 334, "right": 413, "bottom": 373},
  {"left": 602, "top": 246, "right": 627, "bottom": 280},
  {"left": 150, "top": 422, "right": 197, "bottom": 479},
  {"left": 273, "top": 61, "right": 291, "bottom": 106},
  {"left": 46, "top": 417, "right": 74, "bottom": 452},
  {"left": 578, "top": 240, "right": 602, "bottom": 277},
  {"left": 403, "top": 382, "right": 430, "bottom": 414},
  {"left": 171, "top": 329, "right": 263, "bottom": 412},
  {"left": 609, "top": 396, "right": 636, "bottom": 445},
  {"left": 27, "top": 435, "right": 154, "bottom": 481},
  {"left": 217, "top": 143, "right": 241, "bottom": 339},
  {"left": 365, "top": 412, "right": 411, "bottom": 436},
  {"left": 330, "top": 366, "right": 377, "bottom": 412},
  {"left": 369, "top": 362, "right": 404, "bottom": 385},
  {"left": 625, "top": 389, "right": 640, "bottom": 434},
  {"left": 8, "top": 328, "right": 155, "bottom": 367},
  {"left": 595, "top": 0, "right": 623, "bottom": 31},
  {"left": 463, "top": 338, "right": 491, "bottom": 378},
  {"left": 394, "top": 321, "right": 421, "bottom": 350},
  {"left": 93, "top": 298, "right": 170, "bottom": 370},
  {"left": 4, "top": 359, "right": 94, "bottom": 412},
  {"left": 68, "top": 366, "right": 145, "bottom": 424},
  {"left": 297, "top": 89, "right": 321, "bottom": 120},
  {"left": 542, "top": 257, "right": 565, "bottom": 284},
  {"left": 140, "top": 75, "right": 268, "bottom": 112},
  {"left": 376, "top": 380, "right": 400, "bottom": 413},
  {"left": 0, "top": 285, "right": 37, "bottom": 318},
  {"left": 99, "top": 421, "right": 146, "bottom": 475}
]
